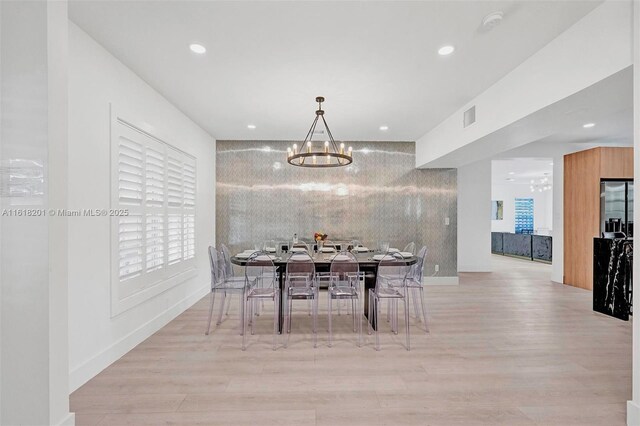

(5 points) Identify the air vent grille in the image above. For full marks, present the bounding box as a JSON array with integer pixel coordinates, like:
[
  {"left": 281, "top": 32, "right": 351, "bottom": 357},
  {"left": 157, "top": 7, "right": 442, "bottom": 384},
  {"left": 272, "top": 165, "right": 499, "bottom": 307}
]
[{"left": 463, "top": 106, "right": 476, "bottom": 128}]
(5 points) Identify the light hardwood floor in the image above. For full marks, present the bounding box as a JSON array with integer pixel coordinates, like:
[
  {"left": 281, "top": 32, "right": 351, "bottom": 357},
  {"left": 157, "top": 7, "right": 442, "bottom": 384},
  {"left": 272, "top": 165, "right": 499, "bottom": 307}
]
[{"left": 71, "top": 255, "right": 631, "bottom": 425}]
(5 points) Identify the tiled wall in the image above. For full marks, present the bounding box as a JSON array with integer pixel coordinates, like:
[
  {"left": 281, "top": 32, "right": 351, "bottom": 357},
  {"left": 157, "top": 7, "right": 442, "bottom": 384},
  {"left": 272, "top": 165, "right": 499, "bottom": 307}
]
[{"left": 216, "top": 141, "right": 457, "bottom": 276}]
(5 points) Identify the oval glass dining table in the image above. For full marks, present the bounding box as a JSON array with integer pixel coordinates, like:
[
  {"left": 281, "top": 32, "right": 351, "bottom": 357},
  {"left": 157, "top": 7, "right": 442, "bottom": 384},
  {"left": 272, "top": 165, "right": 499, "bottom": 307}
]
[{"left": 231, "top": 252, "right": 418, "bottom": 332}]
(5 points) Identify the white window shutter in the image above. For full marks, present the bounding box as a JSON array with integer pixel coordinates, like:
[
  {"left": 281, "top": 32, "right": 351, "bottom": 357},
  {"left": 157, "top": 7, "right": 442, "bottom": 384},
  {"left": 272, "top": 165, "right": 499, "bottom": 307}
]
[
  {"left": 183, "top": 162, "right": 196, "bottom": 208},
  {"left": 183, "top": 212, "right": 195, "bottom": 260},
  {"left": 145, "top": 147, "right": 165, "bottom": 207},
  {"left": 113, "top": 119, "right": 196, "bottom": 290},
  {"left": 145, "top": 213, "right": 164, "bottom": 272},
  {"left": 117, "top": 136, "right": 144, "bottom": 281},
  {"left": 167, "top": 155, "right": 183, "bottom": 208},
  {"left": 167, "top": 213, "right": 182, "bottom": 265},
  {"left": 183, "top": 160, "right": 196, "bottom": 260},
  {"left": 118, "top": 138, "right": 143, "bottom": 206},
  {"left": 118, "top": 214, "right": 144, "bottom": 280},
  {"left": 112, "top": 114, "right": 198, "bottom": 316}
]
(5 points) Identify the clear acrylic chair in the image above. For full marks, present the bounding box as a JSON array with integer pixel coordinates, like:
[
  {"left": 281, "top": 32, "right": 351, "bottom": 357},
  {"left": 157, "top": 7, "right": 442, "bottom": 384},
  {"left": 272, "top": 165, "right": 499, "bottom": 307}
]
[
  {"left": 368, "top": 253, "right": 411, "bottom": 350},
  {"left": 218, "top": 244, "right": 247, "bottom": 319},
  {"left": 284, "top": 251, "right": 319, "bottom": 348},
  {"left": 220, "top": 244, "right": 235, "bottom": 277},
  {"left": 387, "top": 246, "right": 429, "bottom": 331},
  {"left": 403, "top": 242, "right": 416, "bottom": 256},
  {"left": 321, "top": 240, "right": 338, "bottom": 253},
  {"left": 350, "top": 240, "right": 370, "bottom": 254},
  {"left": 407, "top": 246, "right": 429, "bottom": 331},
  {"left": 290, "top": 241, "right": 310, "bottom": 254},
  {"left": 243, "top": 251, "right": 280, "bottom": 350},
  {"left": 376, "top": 241, "right": 390, "bottom": 253},
  {"left": 205, "top": 246, "right": 247, "bottom": 335},
  {"left": 327, "top": 251, "right": 362, "bottom": 347},
  {"left": 263, "top": 240, "right": 277, "bottom": 253}
]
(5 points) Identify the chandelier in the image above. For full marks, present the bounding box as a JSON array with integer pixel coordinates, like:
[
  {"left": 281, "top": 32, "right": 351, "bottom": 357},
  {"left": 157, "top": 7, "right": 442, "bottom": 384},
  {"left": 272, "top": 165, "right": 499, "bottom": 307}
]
[
  {"left": 530, "top": 176, "right": 552, "bottom": 193},
  {"left": 287, "top": 96, "right": 353, "bottom": 168}
]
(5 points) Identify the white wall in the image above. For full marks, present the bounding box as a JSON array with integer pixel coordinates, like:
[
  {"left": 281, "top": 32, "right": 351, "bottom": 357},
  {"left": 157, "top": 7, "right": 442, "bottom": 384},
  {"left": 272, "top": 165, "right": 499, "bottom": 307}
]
[
  {"left": 68, "top": 22, "right": 216, "bottom": 391},
  {"left": 458, "top": 159, "right": 492, "bottom": 272},
  {"left": 416, "top": 0, "right": 632, "bottom": 168},
  {"left": 1, "top": 1, "right": 73, "bottom": 424},
  {"left": 491, "top": 184, "right": 553, "bottom": 235}
]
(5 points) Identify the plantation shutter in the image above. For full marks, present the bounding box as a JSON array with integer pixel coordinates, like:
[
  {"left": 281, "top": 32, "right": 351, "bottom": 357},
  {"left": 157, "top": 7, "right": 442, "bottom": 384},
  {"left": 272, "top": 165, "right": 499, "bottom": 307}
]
[
  {"left": 117, "top": 136, "right": 144, "bottom": 280},
  {"left": 113, "top": 118, "right": 196, "bottom": 298},
  {"left": 183, "top": 161, "right": 196, "bottom": 260},
  {"left": 145, "top": 145, "right": 165, "bottom": 272}
]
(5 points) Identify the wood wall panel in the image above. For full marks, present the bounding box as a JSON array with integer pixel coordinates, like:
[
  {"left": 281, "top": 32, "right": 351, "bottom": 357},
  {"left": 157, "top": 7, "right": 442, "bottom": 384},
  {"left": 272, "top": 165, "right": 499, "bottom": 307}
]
[
  {"left": 600, "top": 147, "right": 634, "bottom": 178},
  {"left": 563, "top": 147, "right": 633, "bottom": 290}
]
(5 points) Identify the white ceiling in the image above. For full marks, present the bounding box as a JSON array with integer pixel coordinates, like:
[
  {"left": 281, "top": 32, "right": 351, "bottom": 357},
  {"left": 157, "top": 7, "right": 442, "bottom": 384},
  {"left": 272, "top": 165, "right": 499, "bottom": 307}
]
[
  {"left": 492, "top": 158, "right": 553, "bottom": 185},
  {"left": 421, "top": 66, "right": 634, "bottom": 168},
  {"left": 68, "top": 0, "right": 602, "bottom": 141}
]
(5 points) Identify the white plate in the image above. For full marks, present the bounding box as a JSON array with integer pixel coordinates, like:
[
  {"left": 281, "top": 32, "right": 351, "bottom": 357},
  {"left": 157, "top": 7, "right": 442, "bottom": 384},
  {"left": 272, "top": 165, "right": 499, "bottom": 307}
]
[
  {"left": 387, "top": 248, "right": 400, "bottom": 253},
  {"left": 255, "top": 254, "right": 275, "bottom": 261},
  {"left": 321, "top": 247, "right": 336, "bottom": 253},
  {"left": 264, "top": 247, "right": 276, "bottom": 253},
  {"left": 235, "top": 252, "right": 254, "bottom": 259},
  {"left": 289, "top": 254, "right": 310, "bottom": 261},
  {"left": 290, "top": 247, "right": 307, "bottom": 253},
  {"left": 373, "top": 254, "right": 395, "bottom": 261},
  {"left": 353, "top": 247, "right": 369, "bottom": 252},
  {"left": 330, "top": 254, "right": 350, "bottom": 261},
  {"left": 398, "top": 252, "right": 414, "bottom": 258}
]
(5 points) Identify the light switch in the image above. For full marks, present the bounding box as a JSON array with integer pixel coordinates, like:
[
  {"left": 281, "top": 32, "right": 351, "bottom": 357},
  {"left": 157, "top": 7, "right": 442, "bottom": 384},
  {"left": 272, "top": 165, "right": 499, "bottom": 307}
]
[{"left": 445, "top": 217, "right": 450, "bottom": 226}]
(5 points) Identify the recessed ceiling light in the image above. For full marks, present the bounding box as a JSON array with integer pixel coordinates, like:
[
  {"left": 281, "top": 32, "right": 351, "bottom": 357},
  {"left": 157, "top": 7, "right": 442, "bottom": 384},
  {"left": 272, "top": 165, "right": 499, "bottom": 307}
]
[
  {"left": 247, "top": 124, "right": 256, "bottom": 129},
  {"left": 189, "top": 43, "right": 206, "bottom": 54},
  {"left": 508, "top": 172, "right": 515, "bottom": 175},
  {"left": 506, "top": 178, "right": 515, "bottom": 182},
  {"left": 482, "top": 11, "right": 504, "bottom": 30},
  {"left": 583, "top": 122, "right": 595, "bottom": 128},
  {"left": 549, "top": 162, "right": 554, "bottom": 165},
  {"left": 379, "top": 125, "right": 389, "bottom": 131},
  {"left": 438, "top": 45, "right": 455, "bottom": 56}
]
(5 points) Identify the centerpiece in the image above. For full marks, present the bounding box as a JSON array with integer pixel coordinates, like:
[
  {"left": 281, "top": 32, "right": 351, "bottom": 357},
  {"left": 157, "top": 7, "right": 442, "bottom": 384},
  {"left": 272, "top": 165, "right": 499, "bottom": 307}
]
[{"left": 314, "top": 232, "right": 328, "bottom": 251}]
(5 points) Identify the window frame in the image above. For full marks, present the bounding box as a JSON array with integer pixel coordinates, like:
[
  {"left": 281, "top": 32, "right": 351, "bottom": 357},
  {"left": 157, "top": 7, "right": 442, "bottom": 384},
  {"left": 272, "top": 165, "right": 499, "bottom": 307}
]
[{"left": 110, "top": 106, "right": 197, "bottom": 317}]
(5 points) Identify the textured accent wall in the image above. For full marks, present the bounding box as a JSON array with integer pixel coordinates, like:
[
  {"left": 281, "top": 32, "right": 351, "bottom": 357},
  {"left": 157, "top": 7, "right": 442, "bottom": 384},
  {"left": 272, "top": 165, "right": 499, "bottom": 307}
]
[{"left": 216, "top": 141, "right": 457, "bottom": 276}]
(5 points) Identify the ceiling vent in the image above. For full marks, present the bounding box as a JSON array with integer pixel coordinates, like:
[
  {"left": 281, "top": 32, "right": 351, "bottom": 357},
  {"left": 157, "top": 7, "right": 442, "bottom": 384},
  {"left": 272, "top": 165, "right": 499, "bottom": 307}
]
[{"left": 463, "top": 106, "right": 476, "bottom": 128}]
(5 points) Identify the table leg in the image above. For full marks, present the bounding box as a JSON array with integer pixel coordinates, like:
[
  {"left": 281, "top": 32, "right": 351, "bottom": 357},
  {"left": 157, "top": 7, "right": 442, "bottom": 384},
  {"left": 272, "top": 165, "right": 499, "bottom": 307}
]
[
  {"left": 362, "top": 268, "right": 378, "bottom": 330},
  {"left": 278, "top": 266, "right": 285, "bottom": 333}
]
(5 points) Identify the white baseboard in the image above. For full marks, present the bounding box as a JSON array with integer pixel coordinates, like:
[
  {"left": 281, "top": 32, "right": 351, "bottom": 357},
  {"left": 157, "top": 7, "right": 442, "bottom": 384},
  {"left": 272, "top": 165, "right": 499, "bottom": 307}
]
[
  {"left": 458, "top": 265, "right": 492, "bottom": 273},
  {"left": 423, "top": 276, "right": 459, "bottom": 285},
  {"left": 69, "top": 285, "right": 209, "bottom": 392},
  {"left": 628, "top": 400, "right": 640, "bottom": 426},
  {"left": 56, "top": 412, "right": 75, "bottom": 426}
]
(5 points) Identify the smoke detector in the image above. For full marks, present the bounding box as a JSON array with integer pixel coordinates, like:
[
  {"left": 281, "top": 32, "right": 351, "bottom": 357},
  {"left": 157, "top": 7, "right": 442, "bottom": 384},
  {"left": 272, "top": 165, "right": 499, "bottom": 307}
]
[{"left": 482, "top": 11, "right": 504, "bottom": 30}]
